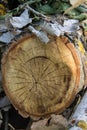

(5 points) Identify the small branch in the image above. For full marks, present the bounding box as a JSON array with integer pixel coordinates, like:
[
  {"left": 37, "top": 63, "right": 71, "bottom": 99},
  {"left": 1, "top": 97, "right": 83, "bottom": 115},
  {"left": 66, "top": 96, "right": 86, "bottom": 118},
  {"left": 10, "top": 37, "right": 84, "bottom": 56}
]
[
  {"left": 8, "top": 0, "right": 41, "bottom": 15},
  {"left": 8, "top": 1, "right": 51, "bottom": 22},
  {"left": 26, "top": 6, "right": 48, "bottom": 19}
]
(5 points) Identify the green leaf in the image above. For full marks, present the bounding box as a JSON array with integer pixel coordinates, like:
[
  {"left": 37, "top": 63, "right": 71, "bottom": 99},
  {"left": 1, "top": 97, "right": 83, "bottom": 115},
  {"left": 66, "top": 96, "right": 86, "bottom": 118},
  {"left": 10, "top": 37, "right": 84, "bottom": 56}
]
[
  {"left": 70, "top": 13, "right": 87, "bottom": 20},
  {"left": 0, "top": 12, "right": 12, "bottom": 20},
  {"left": 38, "top": 4, "right": 56, "bottom": 14},
  {"left": 52, "top": 1, "right": 71, "bottom": 13},
  {"left": 67, "top": 8, "right": 80, "bottom": 17},
  {"left": 76, "top": 5, "right": 87, "bottom": 13}
]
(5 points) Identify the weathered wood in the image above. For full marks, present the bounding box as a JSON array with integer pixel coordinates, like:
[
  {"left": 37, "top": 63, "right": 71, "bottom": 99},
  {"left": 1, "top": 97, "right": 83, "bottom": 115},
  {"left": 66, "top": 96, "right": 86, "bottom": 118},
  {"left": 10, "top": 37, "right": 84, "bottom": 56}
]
[{"left": 1, "top": 35, "right": 84, "bottom": 118}]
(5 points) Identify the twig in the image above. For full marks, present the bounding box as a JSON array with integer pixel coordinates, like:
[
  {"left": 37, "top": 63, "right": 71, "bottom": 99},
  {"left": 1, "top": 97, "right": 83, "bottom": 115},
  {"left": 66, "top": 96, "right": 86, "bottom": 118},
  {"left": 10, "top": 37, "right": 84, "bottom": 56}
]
[
  {"left": 0, "top": 0, "right": 41, "bottom": 20},
  {"left": 8, "top": 1, "right": 51, "bottom": 22},
  {"left": 26, "top": 6, "right": 47, "bottom": 19},
  {"left": 7, "top": 0, "right": 41, "bottom": 16},
  {"left": 8, "top": 123, "right": 15, "bottom": 130}
]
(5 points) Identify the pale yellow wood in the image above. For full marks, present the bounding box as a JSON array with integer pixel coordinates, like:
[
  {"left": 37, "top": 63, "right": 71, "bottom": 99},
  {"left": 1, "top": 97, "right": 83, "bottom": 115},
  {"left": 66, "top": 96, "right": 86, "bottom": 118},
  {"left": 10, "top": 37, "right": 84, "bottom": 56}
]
[{"left": 2, "top": 35, "right": 82, "bottom": 118}]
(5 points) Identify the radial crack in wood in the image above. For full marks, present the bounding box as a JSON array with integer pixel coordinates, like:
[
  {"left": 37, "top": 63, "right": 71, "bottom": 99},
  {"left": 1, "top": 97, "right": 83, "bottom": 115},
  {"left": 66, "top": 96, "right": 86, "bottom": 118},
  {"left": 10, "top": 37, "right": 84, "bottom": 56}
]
[{"left": 1, "top": 35, "right": 84, "bottom": 118}]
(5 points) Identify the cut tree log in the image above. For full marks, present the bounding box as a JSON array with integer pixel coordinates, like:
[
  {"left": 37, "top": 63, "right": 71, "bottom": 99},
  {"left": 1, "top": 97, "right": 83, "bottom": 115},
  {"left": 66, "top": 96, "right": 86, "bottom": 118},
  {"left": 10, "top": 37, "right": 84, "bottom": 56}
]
[{"left": 1, "top": 35, "right": 85, "bottom": 118}]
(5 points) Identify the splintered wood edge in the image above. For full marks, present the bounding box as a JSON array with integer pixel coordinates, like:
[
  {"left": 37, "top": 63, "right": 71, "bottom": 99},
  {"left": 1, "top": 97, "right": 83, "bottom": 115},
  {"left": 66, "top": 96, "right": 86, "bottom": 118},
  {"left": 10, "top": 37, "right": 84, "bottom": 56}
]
[
  {"left": 1, "top": 34, "right": 36, "bottom": 117},
  {"left": 53, "top": 37, "right": 81, "bottom": 115},
  {"left": 1, "top": 35, "right": 81, "bottom": 118}
]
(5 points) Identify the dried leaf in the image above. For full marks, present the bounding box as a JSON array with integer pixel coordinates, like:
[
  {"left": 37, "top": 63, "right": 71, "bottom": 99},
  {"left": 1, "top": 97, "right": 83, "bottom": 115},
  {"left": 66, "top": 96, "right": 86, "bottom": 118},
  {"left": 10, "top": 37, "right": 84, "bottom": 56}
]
[
  {"left": 63, "top": 19, "right": 79, "bottom": 33},
  {"left": 50, "top": 114, "right": 68, "bottom": 127},
  {"left": 40, "top": 21, "right": 64, "bottom": 36},
  {"left": 28, "top": 25, "right": 49, "bottom": 43},
  {"left": 31, "top": 114, "right": 68, "bottom": 130},
  {"left": 64, "top": 0, "right": 85, "bottom": 14},
  {"left": 77, "top": 120, "right": 87, "bottom": 129},
  {"left": 31, "top": 125, "right": 66, "bottom": 130},
  {"left": 40, "top": 20, "right": 79, "bottom": 37},
  {"left": 0, "top": 32, "right": 14, "bottom": 44},
  {"left": 31, "top": 118, "right": 49, "bottom": 130},
  {"left": 76, "top": 40, "right": 85, "bottom": 54},
  {"left": 10, "top": 9, "right": 32, "bottom": 28},
  {"left": 0, "top": 4, "right": 6, "bottom": 15},
  {"left": 0, "top": 24, "right": 7, "bottom": 33},
  {"left": 70, "top": 0, "right": 85, "bottom": 6}
]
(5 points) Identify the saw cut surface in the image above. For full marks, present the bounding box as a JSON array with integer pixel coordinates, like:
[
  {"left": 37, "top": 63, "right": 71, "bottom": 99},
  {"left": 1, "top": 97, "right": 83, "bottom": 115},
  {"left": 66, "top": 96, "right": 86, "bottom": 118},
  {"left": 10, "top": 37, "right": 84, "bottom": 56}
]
[{"left": 2, "top": 35, "right": 80, "bottom": 117}]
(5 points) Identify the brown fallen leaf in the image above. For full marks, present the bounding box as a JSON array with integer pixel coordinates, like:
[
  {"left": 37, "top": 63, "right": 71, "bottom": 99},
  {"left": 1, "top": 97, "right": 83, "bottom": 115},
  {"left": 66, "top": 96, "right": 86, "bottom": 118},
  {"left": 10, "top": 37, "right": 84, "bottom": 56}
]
[
  {"left": 31, "top": 125, "right": 65, "bottom": 130},
  {"left": 70, "top": 0, "right": 85, "bottom": 6},
  {"left": 50, "top": 114, "right": 68, "bottom": 127},
  {"left": 31, "top": 118, "right": 49, "bottom": 130},
  {"left": 31, "top": 114, "right": 68, "bottom": 130}
]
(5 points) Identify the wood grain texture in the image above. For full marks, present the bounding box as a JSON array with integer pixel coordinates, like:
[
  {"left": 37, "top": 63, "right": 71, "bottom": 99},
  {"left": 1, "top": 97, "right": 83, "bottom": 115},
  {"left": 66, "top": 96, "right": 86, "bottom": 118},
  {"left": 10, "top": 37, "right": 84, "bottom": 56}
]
[{"left": 2, "top": 35, "right": 81, "bottom": 118}]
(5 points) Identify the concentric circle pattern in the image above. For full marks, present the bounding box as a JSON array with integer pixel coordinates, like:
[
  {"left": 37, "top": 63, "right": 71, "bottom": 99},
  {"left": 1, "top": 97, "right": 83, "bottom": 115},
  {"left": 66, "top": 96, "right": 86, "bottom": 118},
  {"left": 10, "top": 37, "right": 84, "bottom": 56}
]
[{"left": 2, "top": 35, "right": 80, "bottom": 117}]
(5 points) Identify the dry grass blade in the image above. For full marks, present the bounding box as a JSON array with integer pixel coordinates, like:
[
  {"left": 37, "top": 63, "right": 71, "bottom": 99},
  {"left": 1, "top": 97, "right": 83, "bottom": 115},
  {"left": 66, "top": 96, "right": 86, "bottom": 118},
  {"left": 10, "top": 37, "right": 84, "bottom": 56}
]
[{"left": 64, "top": 0, "right": 85, "bottom": 14}]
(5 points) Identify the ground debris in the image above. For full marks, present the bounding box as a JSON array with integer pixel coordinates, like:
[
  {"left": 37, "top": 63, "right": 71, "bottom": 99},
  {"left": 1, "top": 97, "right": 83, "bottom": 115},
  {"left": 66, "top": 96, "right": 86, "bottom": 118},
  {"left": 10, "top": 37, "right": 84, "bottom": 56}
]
[
  {"left": 0, "top": 0, "right": 87, "bottom": 130},
  {"left": 30, "top": 114, "right": 67, "bottom": 130}
]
